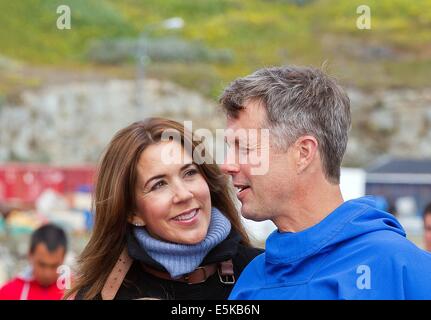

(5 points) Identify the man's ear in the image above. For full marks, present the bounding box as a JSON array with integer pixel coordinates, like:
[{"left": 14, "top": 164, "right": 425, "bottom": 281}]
[
  {"left": 128, "top": 214, "right": 146, "bottom": 227},
  {"left": 295, "top": 135, "right": 318, "bottom": 174}
]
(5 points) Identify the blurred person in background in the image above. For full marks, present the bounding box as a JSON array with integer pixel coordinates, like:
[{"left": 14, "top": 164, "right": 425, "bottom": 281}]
[
  {"left": 423, "top": 203, "right": 431, "bottom": 252},
  {"left": 0, "top": 223, "right": 67, "bottom": 300}
]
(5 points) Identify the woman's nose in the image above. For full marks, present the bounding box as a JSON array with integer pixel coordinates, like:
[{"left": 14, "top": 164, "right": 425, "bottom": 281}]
[{"left": 172, "top": 182, "right": 193, "bottom": 204}]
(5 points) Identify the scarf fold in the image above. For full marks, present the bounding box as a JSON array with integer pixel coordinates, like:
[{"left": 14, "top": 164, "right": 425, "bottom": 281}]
[{"left": 130, "top": 207, "right": 231, "bottom": 278}]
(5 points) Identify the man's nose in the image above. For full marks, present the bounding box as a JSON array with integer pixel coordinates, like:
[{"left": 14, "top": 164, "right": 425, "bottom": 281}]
[
  {"left": 220, "top": 147, "right": 240, "bottom": 176},
  {"left": 220, "top": 162, "right": 240, "bottom": 176}
]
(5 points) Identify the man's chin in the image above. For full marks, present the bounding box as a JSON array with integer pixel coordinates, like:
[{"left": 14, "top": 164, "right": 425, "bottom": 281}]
[{"left": 241, "top": 207, "right": 260, "bottom": 221}]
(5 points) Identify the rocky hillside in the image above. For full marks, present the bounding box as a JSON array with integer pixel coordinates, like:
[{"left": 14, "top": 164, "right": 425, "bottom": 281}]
[
  {"left": 0, "top": 76, "right": 430, "bottom": 167},
  {"left": 345, "top": 88, "right": 431, "bottom": 166},
  {"left": 0, "top": 78, "right": 221, "bottom": 164}
]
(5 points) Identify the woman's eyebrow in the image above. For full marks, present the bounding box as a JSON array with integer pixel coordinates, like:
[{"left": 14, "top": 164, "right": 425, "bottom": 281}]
[
  {"left": 180, "top": 163, "right": 195, "bottom": 171},
  {"left": 143, "top": 174, "right": 166, "bottom": 189},
  {"left": 143, "top": 163, "right": 195, "bottom": 188}
]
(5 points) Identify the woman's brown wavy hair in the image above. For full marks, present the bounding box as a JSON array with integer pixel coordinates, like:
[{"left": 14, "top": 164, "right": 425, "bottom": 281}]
[{"left": 65, "top": 118, "right": 250, "bottom": 299}]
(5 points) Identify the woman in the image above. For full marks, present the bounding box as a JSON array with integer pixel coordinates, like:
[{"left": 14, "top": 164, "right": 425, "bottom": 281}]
[{"left": 66, "top": 118, "right": 262, "bottom": 300}]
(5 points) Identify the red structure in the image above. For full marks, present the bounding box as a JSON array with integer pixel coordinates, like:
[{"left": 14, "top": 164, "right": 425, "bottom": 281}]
[{"left": 0, "top": 163, "right": 96, "bottom": 206}]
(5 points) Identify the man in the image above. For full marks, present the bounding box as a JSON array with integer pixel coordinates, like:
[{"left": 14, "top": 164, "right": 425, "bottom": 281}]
[
  {"left": 424, "top": 203, "right": 431, "bottom": 252},
  {"left": 219, "top": 66, "right": 431, "bottom": 299},
  {"left": 0, "top": 224, "right": 67, "bottom": 300}
]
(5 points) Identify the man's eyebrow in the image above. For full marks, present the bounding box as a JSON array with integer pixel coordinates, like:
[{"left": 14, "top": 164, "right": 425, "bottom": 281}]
[
  {"left": 143, "top": 163, "right": 195, "bottom": 189},
  {"left": 225, "top": 135, "right": 247, "bottom": 145}
]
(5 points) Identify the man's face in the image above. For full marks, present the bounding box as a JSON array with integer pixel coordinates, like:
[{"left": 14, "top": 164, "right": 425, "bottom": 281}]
[
  {"left": 29, "top": 243, "right": 65, "bottom": 287},
  {"left": 424, "top": 213, "right": 431, "bottom": 252},
  {"left": 221, "top": 100, "right": 297, "bottom": 222}
]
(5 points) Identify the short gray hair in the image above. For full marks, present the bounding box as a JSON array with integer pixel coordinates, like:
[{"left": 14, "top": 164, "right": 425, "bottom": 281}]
[{"left": 219, "top": 65, "right": 351, "bottom": 184}]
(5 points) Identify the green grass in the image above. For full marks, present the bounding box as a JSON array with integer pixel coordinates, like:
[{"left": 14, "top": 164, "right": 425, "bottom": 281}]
[
  {"left": 0, "top": 0, "right": 430, "bottom": 98},
  {"left": 0, "top": 0, "right": 133, "bottom": 64}
]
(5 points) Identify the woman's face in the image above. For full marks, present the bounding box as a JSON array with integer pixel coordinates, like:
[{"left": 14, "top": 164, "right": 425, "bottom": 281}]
[{"left": 134, "top": 141, "right": 212, "bottom": 244}]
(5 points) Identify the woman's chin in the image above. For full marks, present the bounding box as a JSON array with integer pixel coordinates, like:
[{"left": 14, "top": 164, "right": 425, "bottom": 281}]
[{"left": 177, "top": 231, "right": 207, "bottom": 245}]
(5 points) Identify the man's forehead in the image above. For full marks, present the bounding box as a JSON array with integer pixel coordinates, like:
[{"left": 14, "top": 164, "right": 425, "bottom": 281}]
[
  {"left": 224, "top": 127, "right": 265, "bottom": 147},
  {"left": 33, "top": 243, "right": 65, "bottom": 258},
  {"left": 226, "top": 100, "right": 266, "bottom": 129}
]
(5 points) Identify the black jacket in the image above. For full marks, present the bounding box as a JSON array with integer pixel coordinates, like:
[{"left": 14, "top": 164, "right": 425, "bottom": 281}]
[{"left": 78, "top": 229, "right": 263, "bottom": 300}]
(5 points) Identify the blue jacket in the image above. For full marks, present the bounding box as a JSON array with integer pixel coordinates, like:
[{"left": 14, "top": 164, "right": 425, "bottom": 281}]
[{"left": 229, "top": 196, "right": 431, "bottom": 300}]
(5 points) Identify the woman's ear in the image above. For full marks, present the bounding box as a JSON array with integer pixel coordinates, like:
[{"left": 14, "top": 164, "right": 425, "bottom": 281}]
[{"left": 128, "top": 214, "right": 146, "bottom": 227}]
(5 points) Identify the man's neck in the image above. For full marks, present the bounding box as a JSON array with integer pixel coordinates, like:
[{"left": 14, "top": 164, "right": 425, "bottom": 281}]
[{"left": 274, "top": 184, "right": 344, "bottom": 233}]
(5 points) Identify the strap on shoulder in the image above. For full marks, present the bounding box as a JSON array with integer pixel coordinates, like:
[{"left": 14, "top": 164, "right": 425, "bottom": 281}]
[{"left": 101, "top": 247, "right": 133, "bottom": 300}]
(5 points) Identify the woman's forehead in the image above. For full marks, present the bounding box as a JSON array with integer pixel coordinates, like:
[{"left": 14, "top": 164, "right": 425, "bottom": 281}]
[{"left": 137, "top": 141, "right": 194, "bottom": 174}]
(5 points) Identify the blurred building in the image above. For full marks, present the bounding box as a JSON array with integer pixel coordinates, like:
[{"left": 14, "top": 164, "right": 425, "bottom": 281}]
[
  {"left": 0, "top": 163, "right": 95, "bottom": 207},
  {"left": 366, "top": 158, "right": 431, "bottom": 217}
]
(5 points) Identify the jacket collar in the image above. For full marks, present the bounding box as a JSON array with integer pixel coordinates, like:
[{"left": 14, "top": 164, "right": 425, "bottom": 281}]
[{"left": 265, "top": 197, "right": 381, "bottom": 264}]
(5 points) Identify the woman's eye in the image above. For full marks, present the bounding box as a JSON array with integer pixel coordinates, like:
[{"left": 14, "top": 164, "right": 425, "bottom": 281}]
[
  {"left": 151, "top": 180, "right": 166, "bottom": 190},
  {"left": 184, "top": 169, "right": 198, "bottom": 177}
]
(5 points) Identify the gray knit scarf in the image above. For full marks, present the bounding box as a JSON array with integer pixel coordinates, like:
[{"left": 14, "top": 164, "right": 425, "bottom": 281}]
[{"left": 132, "top": 207, "right": 231, "bottom": 279}]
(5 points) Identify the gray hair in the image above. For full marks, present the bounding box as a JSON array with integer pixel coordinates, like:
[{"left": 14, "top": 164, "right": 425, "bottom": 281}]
[{"left": 219, "top": 65, "right": 351, "bottom": 184}]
